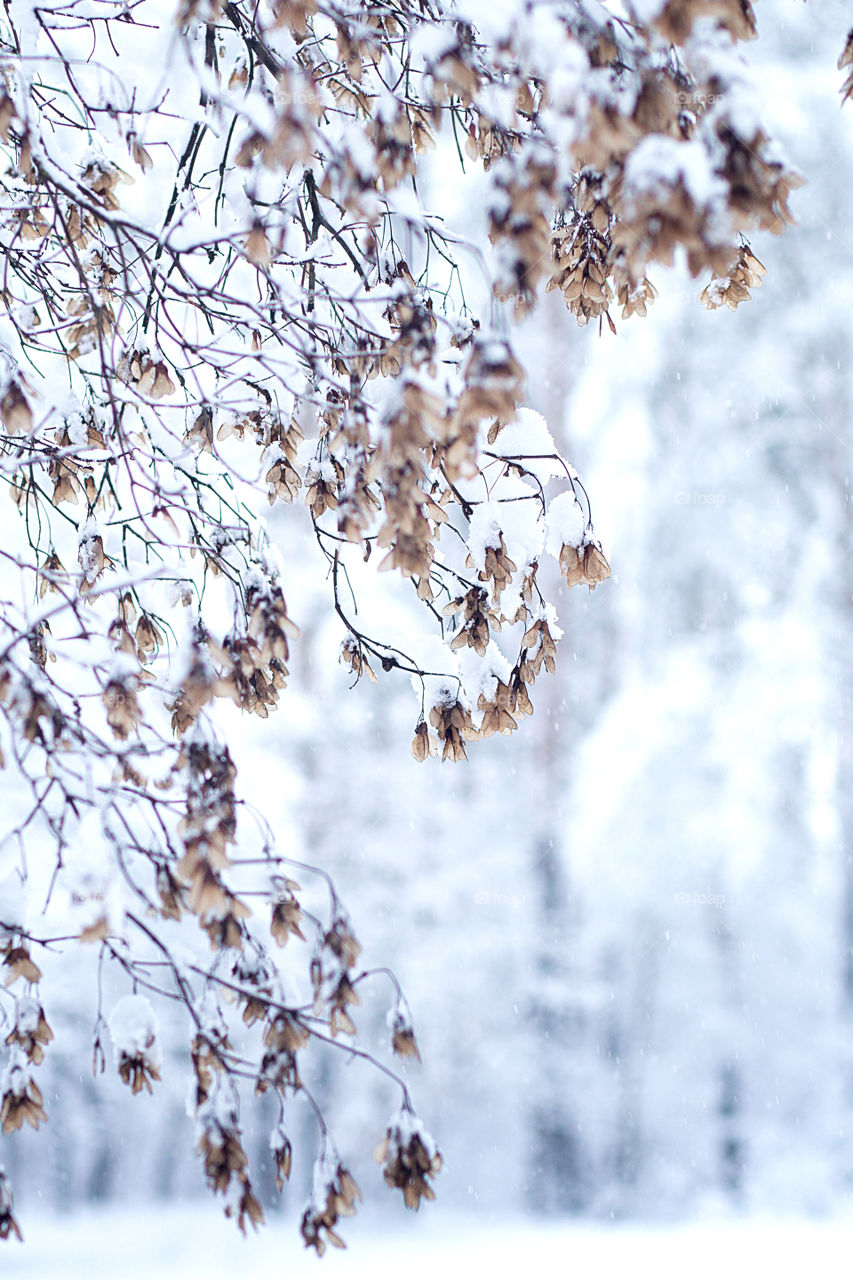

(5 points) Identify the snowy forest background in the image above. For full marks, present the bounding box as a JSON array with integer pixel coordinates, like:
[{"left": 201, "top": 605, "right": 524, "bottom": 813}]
[{"left": 5, "top": 0, "right": 853, "bottom": 1231}]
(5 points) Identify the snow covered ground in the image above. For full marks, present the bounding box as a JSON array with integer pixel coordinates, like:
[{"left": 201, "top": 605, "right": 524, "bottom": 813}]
[{"left": 3, "top": 1206, "right": 853, "bottom": 1280}]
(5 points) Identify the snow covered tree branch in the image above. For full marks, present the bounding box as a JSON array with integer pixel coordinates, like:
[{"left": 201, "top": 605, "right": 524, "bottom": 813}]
[{"left": 0, "top": 0, "right": 811, "bottom": 1250}]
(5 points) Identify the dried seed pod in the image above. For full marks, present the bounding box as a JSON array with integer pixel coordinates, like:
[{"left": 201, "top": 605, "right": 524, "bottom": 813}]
[
  {"left": 270, "top": 1123, "right": 293, "bottom": 1191},
  {"left": 271, "top": 891, "right": 306, "bottom": 946},
  {"left": 411, "top": 720, "right": 436, "bottom": 762},
  {"left": 0, "top": 1169, "right": 22, "bottom": 1241},
  {"left": 651, "top": 0, "right": 756, "bottom": 43},
  {"left": 301, "top": 1162, "right": 362, "bottom": 1255},
  {"left": 4, "top": 997, "right": 53, "bottom": 1065},
  {"left": 559, "top": 542, "right": 612, "bottom": 591},
  {"left": 225, "top": 1177, "right": 265, "bottom": 1236},
  {"left": 2, "top": 945, "right": 42, "bottom": 987},
  {"left": 196, "top": 1101, "right": 249, "bottom": 1196},
  {"left": 341, "top": 637, "right": 377, "bottom": 683},
  {"left": 390, "top": 1009, "right": 421, "bottom": 1061},
  {"left": 429, "top": 699, "right": 478, "bottom": 763},
  {"left": 109, "top": 995, "right": 162, "bottom": 1096},
  {"left": 700, "top": 245, "right": 766, "bottom": 311},
  {"left": 375, "top": 1111, "right": 442, "bottom": 1210},
  {"left": 0, "top": 1053, "right": 48, "bottom": 1133},
  {"left": 841, "top": 29, "right": 853, "bottom": 105}
]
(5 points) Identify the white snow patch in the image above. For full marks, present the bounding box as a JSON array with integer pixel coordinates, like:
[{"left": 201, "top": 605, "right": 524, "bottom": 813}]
[{"left": 108, "top": 994, "right": 162, "bottom": 1070}]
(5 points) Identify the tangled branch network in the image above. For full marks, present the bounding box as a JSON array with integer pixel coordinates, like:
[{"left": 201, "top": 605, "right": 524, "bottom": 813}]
[{"left": 0, "top": 0, "right": 821, "bottom": 1250}]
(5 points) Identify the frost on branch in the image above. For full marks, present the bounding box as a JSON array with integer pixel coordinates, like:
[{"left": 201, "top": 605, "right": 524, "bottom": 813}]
[{"left": 0, "top": 0, "right": 804, "bottom": 1247}]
